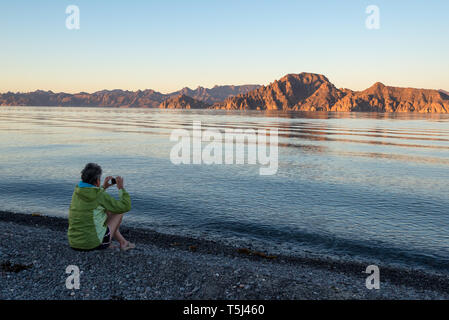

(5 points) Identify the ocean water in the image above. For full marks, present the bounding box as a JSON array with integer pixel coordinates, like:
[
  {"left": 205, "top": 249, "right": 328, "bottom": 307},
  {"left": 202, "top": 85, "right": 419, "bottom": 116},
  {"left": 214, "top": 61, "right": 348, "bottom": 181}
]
[{"left": 1, "top": 107, "right": 449, "bottom": 271}]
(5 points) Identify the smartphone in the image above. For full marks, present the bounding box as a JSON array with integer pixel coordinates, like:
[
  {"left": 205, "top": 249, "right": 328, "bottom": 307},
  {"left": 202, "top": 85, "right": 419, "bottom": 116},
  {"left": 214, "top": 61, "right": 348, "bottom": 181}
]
[{"left": 111, "top": 178, "right": 116, "bottom": 185}]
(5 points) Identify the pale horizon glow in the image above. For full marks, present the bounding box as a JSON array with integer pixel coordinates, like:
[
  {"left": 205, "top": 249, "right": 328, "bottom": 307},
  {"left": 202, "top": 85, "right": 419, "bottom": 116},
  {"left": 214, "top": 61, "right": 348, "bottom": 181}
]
[{"left": 1, "top": 0, "right": 448, "bottom": 94}]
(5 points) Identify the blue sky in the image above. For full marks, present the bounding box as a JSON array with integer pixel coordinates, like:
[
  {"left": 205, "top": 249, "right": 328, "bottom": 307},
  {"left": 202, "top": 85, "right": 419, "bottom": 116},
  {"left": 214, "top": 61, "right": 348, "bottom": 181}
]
[{"left": 1, "top": 0, "right": 448, "bottom": 93}]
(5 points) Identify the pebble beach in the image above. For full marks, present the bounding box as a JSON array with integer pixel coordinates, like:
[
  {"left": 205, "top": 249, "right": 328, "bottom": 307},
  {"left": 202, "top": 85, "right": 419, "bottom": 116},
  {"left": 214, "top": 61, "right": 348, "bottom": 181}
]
[{"left": 1, "top": 211, "right": 448, "bottom": 300}]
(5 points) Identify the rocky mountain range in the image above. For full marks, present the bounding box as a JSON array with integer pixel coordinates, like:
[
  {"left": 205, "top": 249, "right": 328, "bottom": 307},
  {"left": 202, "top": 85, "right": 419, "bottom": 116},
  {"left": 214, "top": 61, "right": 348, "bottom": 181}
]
[
  {"left": 0, "top": 89, "right": 165, "bottom": 108},
  {"left": 0, "top": 85, "right": 260, "bottom": 108},
  {"left": 1, "top": 73, "right": 448, "bottom": 113},
  {"left": 170, "top": 85, "right": 260, "bottom": 104},
  {"left": 214, "top": 73, "right": 449, "bottom": 113}
]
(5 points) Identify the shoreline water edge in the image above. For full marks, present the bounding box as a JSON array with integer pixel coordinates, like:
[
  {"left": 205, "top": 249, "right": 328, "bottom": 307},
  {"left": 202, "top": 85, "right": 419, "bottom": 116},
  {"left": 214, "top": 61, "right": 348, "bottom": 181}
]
[{"left": 1, "top": 211, "right": 448, "bottom": 300}]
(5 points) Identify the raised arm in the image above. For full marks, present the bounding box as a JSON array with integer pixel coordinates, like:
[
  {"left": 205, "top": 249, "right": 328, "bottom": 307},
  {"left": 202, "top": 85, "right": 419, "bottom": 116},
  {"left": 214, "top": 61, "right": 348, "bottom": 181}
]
[{"left": 98, "top": 186, "right": 131, "bottom": 214}]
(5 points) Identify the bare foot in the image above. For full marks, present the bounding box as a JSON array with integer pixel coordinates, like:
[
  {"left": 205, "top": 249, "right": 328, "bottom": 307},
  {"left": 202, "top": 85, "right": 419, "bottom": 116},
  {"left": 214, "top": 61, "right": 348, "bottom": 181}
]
[{"left": 120, "top": 241, "right": 136, "bottom": 251}]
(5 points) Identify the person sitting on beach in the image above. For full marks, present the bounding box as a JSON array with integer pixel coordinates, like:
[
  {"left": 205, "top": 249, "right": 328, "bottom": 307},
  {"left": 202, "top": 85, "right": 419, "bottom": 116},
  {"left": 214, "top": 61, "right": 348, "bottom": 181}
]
[{"left": 67, "top": 163, "right": 135, "bottom": 251}]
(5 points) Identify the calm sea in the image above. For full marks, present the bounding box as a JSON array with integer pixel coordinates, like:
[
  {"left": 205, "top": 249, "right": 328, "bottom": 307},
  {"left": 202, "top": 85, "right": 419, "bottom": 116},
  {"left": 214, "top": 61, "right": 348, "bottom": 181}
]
[{"left": 1, "top": 107, "right": 448, "bottom": 271}]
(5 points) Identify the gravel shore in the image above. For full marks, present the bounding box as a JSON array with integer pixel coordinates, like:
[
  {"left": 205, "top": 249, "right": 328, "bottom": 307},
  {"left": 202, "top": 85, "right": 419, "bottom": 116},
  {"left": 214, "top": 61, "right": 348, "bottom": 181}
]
[{"left": 1, "top": 211, "right": 448, "bottom": 300}]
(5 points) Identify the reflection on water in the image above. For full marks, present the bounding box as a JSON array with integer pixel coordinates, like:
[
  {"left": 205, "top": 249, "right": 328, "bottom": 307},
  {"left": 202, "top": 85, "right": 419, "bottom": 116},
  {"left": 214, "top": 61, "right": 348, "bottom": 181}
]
[{"left": 1, "top": 107, "right": 449, "bottom": 271}]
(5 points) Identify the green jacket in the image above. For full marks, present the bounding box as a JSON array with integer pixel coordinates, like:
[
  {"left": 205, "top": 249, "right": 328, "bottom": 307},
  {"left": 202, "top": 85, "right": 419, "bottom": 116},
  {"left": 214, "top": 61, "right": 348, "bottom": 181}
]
[{"left": 67, "top": 185, "right": 131, "bottom": 250}]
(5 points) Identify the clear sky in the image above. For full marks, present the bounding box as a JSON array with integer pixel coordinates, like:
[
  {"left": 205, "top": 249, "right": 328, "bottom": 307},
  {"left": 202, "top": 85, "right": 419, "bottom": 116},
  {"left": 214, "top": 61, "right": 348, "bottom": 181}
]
[{"left": 1, "top": 0, "right": 448, "bottom": 93}]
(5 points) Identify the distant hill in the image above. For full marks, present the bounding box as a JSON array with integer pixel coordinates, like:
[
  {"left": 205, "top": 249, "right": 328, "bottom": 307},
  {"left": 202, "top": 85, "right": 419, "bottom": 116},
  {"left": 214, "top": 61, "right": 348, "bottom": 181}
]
[
  {"left": 0, "top": 89, "right": 165, "bottom": 108},
  {"left": 213, "top": 73, "right": 449, "bottom": 113},
  {"left": 213, "top": 73, "right": 344, "bottom": 111},
  {"left": 1, "top": 75, "right": 448, "bottom": 113},
  {"left": 159, "top": 94, "right": 211, "bottom": 109},
  {"left": 169, "top": 85, "right": 261, "bottom": 104},
  {"left": 332, "top": 82, "right": 449, "bottom": 113},
  {"left": 0, "top": 85, "right": 260, "bottom": 108}
]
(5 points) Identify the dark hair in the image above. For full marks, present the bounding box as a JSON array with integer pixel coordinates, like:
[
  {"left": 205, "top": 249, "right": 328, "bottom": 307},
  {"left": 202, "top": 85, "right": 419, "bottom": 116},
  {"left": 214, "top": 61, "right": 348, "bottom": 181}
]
[{"left": 81, "top": 163, "right": 102, "bottom": 185}]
